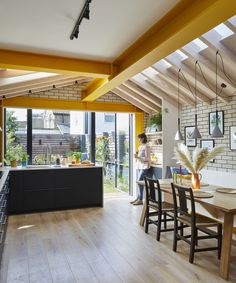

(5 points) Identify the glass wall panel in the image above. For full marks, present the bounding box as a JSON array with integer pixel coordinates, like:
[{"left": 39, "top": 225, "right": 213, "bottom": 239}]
[
  {"left": 5, "top": 108, "right": 27, "bottom": 165},
  {"left": 95, "top": 112, "right": 116, "bottom": 193},
  {"left": 116, "top": 113, "right": 130, "bottom": 192},
  {"left": 32, "top": 109, "right": 90, "bottom": 164}
]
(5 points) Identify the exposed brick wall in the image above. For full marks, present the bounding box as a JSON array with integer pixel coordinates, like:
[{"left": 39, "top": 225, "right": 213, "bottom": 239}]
[
  {"left": 28, "top": 86, "right": 127, "bottom": 104},
  {"left": 29, "top": 84, "right": 83, "bottom": 100},
  {"left": 96, "top": 92, "right": 127, "bottom": 103},
  {"left": 181, "top": 95, "right": 236, "bottom": 173}
]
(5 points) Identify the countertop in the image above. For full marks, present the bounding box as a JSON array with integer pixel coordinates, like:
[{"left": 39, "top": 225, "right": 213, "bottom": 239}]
[{"left": 9, "top": 165, "right": 103, "bottom": 171}]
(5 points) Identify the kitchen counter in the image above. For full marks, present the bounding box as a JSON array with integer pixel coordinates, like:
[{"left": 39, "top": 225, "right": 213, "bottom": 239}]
[{"left": 6, "top": 165, "right": 103, "bottom": 214}]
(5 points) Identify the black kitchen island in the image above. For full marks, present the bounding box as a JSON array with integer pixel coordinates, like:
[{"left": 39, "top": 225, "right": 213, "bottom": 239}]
[{"left": 8, "top": 166, "right": 103, "bottom": 214}]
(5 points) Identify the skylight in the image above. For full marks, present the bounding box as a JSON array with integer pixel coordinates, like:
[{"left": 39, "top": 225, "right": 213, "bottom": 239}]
[
  {"left": 192, "top": 38, "right": 208, "bottom": 51},
  {"left": 228, "top": 15, "right": 236, "bottom": 28},
  {"left": 159, "top": 59, "right": 172, "bottom": 69},
  {"left": 213, "top": 23, "right": 233, "bottom": 39},
  {"left": 0, "top": 72, "right": 58, "bottom": 86},
  {"left": 143, "top": 67, "right": 159, "bottom": 76},
  {"left": 175, "top": 50, "right": 188, "bottom": 60}
]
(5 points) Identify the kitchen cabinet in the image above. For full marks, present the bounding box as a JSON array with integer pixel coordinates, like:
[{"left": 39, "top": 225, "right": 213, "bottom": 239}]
[{"left": 8, "top": 167, "right": 103, "bottom": 214}]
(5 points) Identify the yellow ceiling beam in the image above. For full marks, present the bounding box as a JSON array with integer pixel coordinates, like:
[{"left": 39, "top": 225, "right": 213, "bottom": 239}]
[
  {"left": 2, "top": 96, "right": 142, "bottom": 113},
  {"left": 0, "top": 49, "right": 111, "bottom": 78},
  {"left": 82, "top": 78, "right": 109, "bottom": 98},
  {"left": 82, "top": 0, "right": 236, "bottom": 101}
]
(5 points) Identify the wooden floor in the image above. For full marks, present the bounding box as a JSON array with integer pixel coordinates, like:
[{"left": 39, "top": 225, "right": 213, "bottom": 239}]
[{"left": 1, "top": 193, "right": 236, "bottom": 283}]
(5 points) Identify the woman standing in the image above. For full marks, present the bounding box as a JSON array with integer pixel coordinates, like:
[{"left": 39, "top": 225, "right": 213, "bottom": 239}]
[{"left": 131, "top": 133, "right": 151, "bottom": 205}]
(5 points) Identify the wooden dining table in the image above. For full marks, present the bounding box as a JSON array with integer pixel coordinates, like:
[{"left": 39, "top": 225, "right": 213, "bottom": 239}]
[{"left": 138, "top": 179, "right": 236, "bottom": 280}]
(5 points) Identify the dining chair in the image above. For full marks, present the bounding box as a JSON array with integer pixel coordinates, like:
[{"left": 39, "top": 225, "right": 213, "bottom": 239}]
[
  {"left": 144, "top": 177, "right": 174, "bottom": 241},
  {"left": 171, "top": 183, "right": 222, "bottom": 263}
]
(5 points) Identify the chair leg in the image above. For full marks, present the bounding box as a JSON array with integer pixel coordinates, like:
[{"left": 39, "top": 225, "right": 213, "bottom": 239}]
[
  {"left": 189, "top": 227, "right": 197, "bottom": 264},
  {"left": 173, "top": 219, "right": 178, "bottom": 252},
  {"left": 164, "top": 212, "right": 167, "bottom": 230},
  {"left": 180, "top": 221, "right": 184, "bottom": 236},
  {"left": 156, "top": 211, "right": 162, "bottom": 241},
  {"left": 145, "top": 209, "right": 149, "bottom": 234},
  {"left": 218, "top": 223, "right": 222, "bottom": 260}
]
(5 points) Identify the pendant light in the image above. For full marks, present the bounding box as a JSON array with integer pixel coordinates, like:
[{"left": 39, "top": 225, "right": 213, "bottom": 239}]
[
  {"left": 175, "top": 69, "right": 184, "bottom": 141},
  {"left": 191, "top": 61, "right": 202, "bottom": 139},
  {"left": 211, "top": 50, "right": 223, "bottom": 138}
]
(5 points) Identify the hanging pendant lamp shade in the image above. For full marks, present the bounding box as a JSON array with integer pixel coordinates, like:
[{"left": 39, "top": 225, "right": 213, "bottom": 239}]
[
  {"left": 211, "top": 51, "right": 223, "bottom": 138},
  {"left": 191, "top": 114, "right": 202, "bottom": 139},
  {"left": 175, "top": 118, "right": 184, "bottom": 141},
  {"left": 175, "top": 69, "right": 184, "bottom": 141}
]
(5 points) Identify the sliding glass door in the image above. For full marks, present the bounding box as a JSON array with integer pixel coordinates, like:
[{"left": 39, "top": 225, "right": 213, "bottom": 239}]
[{"left": 95, "top": 112, "right": 133, "bottom": 194}]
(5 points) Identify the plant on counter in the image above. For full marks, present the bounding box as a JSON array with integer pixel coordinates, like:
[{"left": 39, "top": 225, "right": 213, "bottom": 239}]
[
  {"left": 72, "top": 151, "right": 82, "bottom": 163},
  {"left": 21, "top": 152, "right": 29, "bottom": 167},
  {"left": 174, "top": 143, "right": 224, "bottom": 190},
  {"left": 5, "top": 132, "right": 23, "bottom": 167}
]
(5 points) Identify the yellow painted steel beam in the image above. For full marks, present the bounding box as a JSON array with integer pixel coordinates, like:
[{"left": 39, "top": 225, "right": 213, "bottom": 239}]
[
  {"left": 135, "top": 112, "right": 144, "bottom": 151},
  {"left": 0, "top": 49, "right": 111, "bottom": 78},
  {"left": 82, "top": 78, "right": 109, "bottom": 98},
  {"left": 2, "top": 96, "right": 143, "bottom": 113},
  {"left": 82, "top": 0, "right": 236, "bottom": 101}
]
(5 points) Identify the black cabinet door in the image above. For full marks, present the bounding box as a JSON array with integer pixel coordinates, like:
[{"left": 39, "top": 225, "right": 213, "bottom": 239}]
[
  {"left": 23, "top": 189, "right": 54, "bottom": 212},
  {"left": 8, "top": 172, "right": 23, "bottom": 213},
  {"left": 23, "top": 170, "right": 54, "bottom": 190},
  {"left": 72, "top": 168, "right": 103, "bottom": 205},
  {"left": 54, "top": 187, "right": 78, "bottom": 208}
]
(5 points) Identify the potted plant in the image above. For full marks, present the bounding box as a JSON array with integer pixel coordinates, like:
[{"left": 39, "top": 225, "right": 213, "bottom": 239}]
[
  {"left": 72, "top": 151, "right": 82, "bottom": 164},
  {"left": 148, "top": 112, "right": 162, "bottom": 131},
  {"left": 21, "top": 152, "right": 29, "bottom": 167},
  {"left": 5, "top": 144, "right": 23, "bottom": 167}
]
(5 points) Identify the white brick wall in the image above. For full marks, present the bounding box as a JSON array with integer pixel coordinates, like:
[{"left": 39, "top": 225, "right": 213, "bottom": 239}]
[
  {"left": 29, "top": 86, "right": 127, "bottom": 104},
  {"left": 181, "top": 95, "right": 236, "bottom": 173}
]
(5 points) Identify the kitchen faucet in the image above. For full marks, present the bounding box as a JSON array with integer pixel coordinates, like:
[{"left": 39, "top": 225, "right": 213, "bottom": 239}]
[{"left": 46, "top": 144, "right": 52, "bottom": 164}]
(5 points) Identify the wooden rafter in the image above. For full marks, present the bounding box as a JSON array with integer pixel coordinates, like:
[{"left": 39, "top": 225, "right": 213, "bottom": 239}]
[
  {"left": 0, "top": 76, "right": 91, "bottom": 98},
  {"left": 141, "top": 69, "right": 194, "bottom": 106},
  {"left": 122, "top": 80, "right": 162, "bottom": 107},
  {"left": 116, "top": 85, "right": 161, "bottom": 112},
  {"left": 151, "top": 63, "right": 210, "bottom": 105},
  {"left": 111, "top": 89, "right": 152, "bottom": 114},
  {"left": 181, "top": 48, "right": 232, "bottom": 103},
  {"left": 163, "top": 57, "right": 213, "bottom": 103},
  {"left": 131, "top": 74, "right": 178, "bottom": 108}
]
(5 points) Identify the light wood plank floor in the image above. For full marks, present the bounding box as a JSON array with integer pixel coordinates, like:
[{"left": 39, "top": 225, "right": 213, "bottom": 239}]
[{"left": 1, "top": 193, "right": 236, "bottom": 283}]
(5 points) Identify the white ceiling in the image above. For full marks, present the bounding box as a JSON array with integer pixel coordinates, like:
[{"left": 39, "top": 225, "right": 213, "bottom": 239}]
[{"left": 0, "top": 0, "right": 179, "bottom": 62}]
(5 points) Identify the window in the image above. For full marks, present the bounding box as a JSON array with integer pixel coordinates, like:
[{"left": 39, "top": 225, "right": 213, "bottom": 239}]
[{"left": 32, "top": 109, "right": 90, "bottom": 164}]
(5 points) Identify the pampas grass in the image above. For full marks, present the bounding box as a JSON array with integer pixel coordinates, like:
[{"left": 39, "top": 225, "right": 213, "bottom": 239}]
[{"left": 174, "top": 144, "right": 224, "bottom": 173}]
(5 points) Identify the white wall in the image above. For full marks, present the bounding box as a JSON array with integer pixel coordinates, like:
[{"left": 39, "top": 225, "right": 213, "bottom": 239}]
[
  {"left": 201, "top": 169, "right": 236, "bottom": 188},
  {"left": 162, "top": 99, "right": 178, "bottom": 178}
]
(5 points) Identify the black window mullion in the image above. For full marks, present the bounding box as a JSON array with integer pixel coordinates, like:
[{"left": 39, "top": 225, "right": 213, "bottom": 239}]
[
  {"left": 90, "top": 112, "right": 95, "bottom": 163},
  {"left": 27, "top": 109, "right": 32, "bottom": 164}
]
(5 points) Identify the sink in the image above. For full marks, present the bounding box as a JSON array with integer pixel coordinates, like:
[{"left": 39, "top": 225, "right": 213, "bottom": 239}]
[{"left": 26, "top": 165, "right": 51, "bottom": 169}]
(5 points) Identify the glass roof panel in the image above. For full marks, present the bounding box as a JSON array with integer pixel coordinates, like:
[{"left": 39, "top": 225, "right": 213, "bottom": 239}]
[{"left": 213, "top": 23, "right": 233, "bottom": 39}]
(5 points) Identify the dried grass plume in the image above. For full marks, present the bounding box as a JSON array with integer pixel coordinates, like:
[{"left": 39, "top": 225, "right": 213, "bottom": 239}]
[{"left": 174, "top": 144, "right": 224, "bottom": 173}]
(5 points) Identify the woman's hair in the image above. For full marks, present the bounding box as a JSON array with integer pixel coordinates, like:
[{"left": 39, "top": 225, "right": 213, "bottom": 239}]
[{"left": 138, "top": 133, "right": 147, "bottom": 143}]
